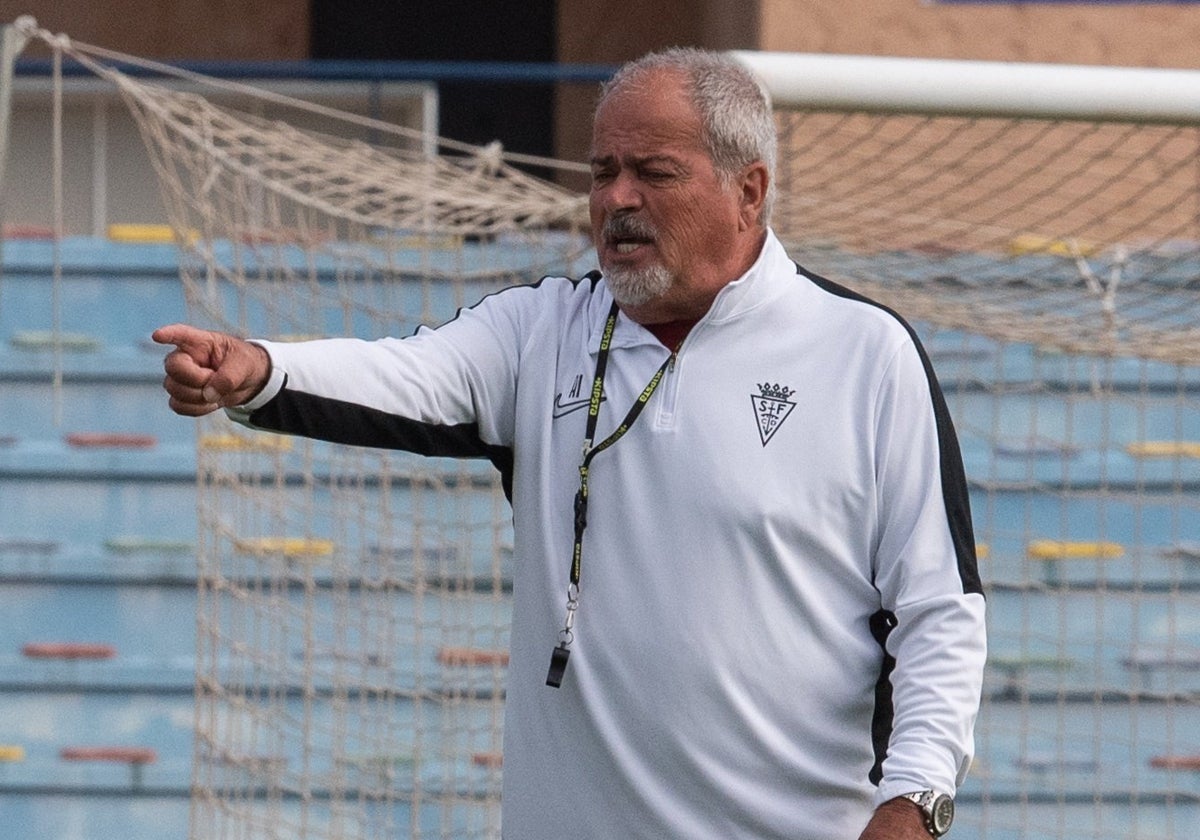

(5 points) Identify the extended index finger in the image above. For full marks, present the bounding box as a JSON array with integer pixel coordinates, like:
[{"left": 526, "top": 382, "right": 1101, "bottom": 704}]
[
  {"left": 153, "top": 324, "right": 220, "bottom": 388},
  {"left": 152, "top": 323, "right": 211, "bottom": 353}
]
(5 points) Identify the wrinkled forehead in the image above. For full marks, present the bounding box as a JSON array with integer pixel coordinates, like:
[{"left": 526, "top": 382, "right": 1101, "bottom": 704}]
[{"left": 596, "top": 66, "right": 693, "bottom": 118}]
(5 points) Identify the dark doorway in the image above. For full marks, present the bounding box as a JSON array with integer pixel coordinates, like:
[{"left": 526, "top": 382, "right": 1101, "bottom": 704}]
[{"left": 311, "top": 0, "right": 558, "bottom": 159}]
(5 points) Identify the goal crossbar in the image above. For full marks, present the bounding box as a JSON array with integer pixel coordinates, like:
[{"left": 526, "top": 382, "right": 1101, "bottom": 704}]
[{"left": 730, "top": 50, "right": 1200, "bottom": 124}]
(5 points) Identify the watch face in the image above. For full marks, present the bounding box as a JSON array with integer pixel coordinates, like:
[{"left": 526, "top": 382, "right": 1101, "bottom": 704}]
[{"left": 930, "top": 794, "right": 955, "bottom": 834}]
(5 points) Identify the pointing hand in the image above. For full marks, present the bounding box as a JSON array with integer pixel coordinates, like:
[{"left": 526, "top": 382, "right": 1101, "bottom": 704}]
[{"left": 152, "top": 324, "right": 272, "bottom": 417}]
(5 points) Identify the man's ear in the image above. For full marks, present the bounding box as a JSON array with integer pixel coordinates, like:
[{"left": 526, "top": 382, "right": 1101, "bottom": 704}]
[{"left": 738, "top": 161, "right": 769, "bottom": 230}]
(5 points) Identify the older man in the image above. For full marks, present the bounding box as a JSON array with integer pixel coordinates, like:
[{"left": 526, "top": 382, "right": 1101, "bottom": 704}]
[{"left": 156, "top": 48, "right": 985, "bottom": 840}]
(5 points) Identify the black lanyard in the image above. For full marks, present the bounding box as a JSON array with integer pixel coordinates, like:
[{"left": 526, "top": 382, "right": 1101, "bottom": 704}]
[{"left": 546, "top": 301, "right": 674, "bottom": 688}]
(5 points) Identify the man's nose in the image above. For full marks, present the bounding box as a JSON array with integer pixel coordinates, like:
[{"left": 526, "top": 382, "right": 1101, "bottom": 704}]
[{"left": 600, "top": 171, "right": 643, "bottom": 213}]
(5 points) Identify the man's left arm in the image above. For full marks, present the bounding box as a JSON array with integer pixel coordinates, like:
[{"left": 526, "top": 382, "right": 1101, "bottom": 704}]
[{"left": 866, "top": 337, "right": 988, "bottom": 837}]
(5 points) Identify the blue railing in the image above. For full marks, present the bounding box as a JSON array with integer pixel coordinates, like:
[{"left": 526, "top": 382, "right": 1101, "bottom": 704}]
[{"left": 14, "top": 56, "right": 617, "bottom": 85}]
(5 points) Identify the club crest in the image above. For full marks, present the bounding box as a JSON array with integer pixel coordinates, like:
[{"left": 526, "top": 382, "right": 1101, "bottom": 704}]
[{"left": 751, "top": 382, "right": 796, "bottom": 446}]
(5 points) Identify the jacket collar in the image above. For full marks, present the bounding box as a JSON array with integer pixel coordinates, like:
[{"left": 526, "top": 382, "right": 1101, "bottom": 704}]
[{"left": 588, "top": 228, "right": 790, "bottom": 355}]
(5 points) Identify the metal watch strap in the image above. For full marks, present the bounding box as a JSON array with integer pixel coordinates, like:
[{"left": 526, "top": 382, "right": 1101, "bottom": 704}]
[{"left": 900, "top": 789, "right": 954, "bottom": 837}]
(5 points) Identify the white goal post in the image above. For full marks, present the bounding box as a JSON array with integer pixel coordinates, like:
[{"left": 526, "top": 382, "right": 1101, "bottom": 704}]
[{"left": 731, "top": 50, "right": 1200, "bottom": 124}]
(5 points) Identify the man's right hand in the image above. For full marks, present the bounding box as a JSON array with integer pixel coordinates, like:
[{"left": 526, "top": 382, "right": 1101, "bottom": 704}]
[{"left": 152, "top": 324, "right": 272, "bottom": 417}]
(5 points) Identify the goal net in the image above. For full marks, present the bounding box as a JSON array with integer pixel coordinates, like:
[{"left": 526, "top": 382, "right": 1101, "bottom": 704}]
[
  {"left": 8, "top": 19, "right": 1200, "bottom": 839},
  {"left": 739, "top": 51, "right": 1200, "bottom": 840},
  {"left": 115, "top": 62, "right": 588, "bottom": 840},
  {"left": 5, "top": 18, "right": 589, "bottom": 840}
]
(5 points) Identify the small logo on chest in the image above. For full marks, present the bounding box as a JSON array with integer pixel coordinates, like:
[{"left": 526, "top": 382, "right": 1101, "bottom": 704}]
[
  {"left": 751, "top": 382, "right": 796, "bottom": 446},
  {"left": 553, "top": 373, "right": 604, "bottom": 419}
]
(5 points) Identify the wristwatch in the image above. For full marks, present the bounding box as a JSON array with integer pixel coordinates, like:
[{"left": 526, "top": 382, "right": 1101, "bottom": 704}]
[{"left": 899, "top": 789, "right": 955, "bottom": 837}]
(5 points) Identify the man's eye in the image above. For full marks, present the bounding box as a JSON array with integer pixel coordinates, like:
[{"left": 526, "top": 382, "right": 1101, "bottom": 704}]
[{"left": 643, "top": 167, "right": 684, "bottom": 185}]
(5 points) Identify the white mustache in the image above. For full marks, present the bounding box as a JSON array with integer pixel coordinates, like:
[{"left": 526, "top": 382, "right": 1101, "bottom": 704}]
[{"left": 602, "top": 213, "right": 657, "bottom": 243}]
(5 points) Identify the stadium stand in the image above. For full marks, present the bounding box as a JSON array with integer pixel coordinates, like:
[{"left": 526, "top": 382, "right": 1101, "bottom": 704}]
[{"left": 0, "top": 233, "right": 195, "bottom": 837}]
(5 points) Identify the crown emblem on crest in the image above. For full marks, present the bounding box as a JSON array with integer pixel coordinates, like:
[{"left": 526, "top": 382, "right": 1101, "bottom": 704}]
[
  {"left": 757, "top": 382, "right": 794, "bottom": 401},
  {"left": 751, "top": 381, "right": 797, "bottom": 447}
]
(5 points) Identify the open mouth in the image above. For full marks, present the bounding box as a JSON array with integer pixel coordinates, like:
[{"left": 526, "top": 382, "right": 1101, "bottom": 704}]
[
  {"left": 603, "top": 214, "right": 657, "bottom": 257},
  {"left": 612, "top": 237, "right": 651, "bottom": 255}
]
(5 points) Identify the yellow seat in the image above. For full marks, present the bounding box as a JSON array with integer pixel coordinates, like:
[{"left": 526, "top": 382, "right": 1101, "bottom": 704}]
[
  {"left": 1027, "top": 540, "right": 1124, "bottom": 560},
  {"left": 1126, "top": 441, "right": 1200, "bottom": 459},
  {"left": 106, "top": 223, "right": 177, "bottom": 243},
  {"left": 200, "top": 433, "right": 293, "bottom": 453},
  {"left": 233, "top": 537, "right": 335, "bottom": 558},
  {"left": 1007, "top": 233, "right": 1101, "bottom": 258}
]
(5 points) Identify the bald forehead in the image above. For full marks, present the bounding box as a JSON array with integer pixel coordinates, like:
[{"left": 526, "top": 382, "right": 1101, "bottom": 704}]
[
  {"left": 590, "top": 70, "right": 704, "bottom": 154},
  {"left": 596, "top": 66, "right": 692, "bottom": 117}
]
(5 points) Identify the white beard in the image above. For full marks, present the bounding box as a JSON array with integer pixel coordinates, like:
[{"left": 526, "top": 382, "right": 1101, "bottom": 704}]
[{"left": 604, "top": 263, "right": 673, "bottom": 308}]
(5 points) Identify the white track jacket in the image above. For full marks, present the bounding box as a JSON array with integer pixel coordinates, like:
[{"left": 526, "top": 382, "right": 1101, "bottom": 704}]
[{"left": 237, "top": 231, "right": 987, "bottom": 839}]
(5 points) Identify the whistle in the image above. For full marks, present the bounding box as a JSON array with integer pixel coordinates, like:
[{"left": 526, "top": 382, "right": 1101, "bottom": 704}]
[{"left": 546, "top": 643, "right": 571, "bottom": 688}]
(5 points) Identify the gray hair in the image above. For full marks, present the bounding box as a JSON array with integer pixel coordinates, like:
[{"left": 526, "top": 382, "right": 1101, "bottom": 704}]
[{"left": 597, "top": 47, "right": 777, "bottom": 225}]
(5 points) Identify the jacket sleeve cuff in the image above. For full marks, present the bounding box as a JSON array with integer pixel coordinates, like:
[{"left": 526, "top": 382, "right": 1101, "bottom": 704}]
[
  {"left": 874, "top": 778, "right": 953, "bottom": 808},
  {"left": 873, "top": 772, "right": 955, "bottom": 806}
]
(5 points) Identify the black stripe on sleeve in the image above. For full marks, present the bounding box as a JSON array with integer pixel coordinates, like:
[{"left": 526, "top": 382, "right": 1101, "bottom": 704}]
[
  {"left": 867, "top": 609, "right": 898, "bottom": 785},
  {"left": 250, "top": 389, "right": 515, "bottom": 500}
]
